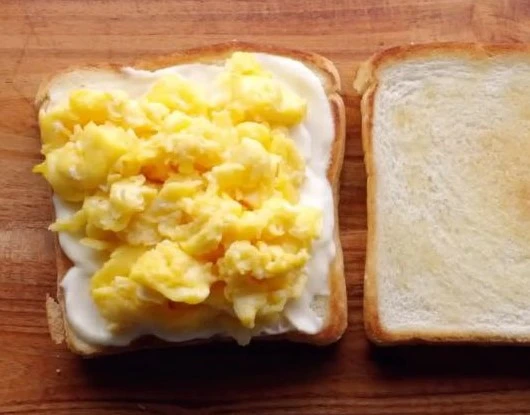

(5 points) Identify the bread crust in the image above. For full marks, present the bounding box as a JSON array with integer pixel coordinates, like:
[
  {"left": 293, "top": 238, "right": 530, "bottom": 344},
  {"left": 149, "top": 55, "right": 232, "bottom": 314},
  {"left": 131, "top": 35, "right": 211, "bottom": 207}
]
[
  {"left": 356, "top": 42, "right": 530, "bottom": 346},
  {"left": 39, "top": 41, "right": 346, "bottom": 356}
]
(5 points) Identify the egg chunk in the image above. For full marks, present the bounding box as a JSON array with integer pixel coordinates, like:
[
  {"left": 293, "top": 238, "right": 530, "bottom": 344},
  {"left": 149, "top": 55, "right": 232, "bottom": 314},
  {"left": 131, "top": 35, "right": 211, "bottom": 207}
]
[{"left": 35, "top": 52, "right": 323, "bottom": 335}]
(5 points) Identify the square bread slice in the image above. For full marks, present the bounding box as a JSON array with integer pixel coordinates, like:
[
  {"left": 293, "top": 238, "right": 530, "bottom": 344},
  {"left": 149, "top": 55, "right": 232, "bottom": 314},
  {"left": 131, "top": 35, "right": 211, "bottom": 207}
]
[
  {"left": 39, "top": 42, "right": 347, "bottom": 356},
  {"left": 355, "top": 43, "right": 530, "bottom": 344}
]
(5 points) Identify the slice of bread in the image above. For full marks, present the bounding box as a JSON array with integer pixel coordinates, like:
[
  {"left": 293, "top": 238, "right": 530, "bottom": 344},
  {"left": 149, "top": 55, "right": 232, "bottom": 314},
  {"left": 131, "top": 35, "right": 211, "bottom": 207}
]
[
  {"left": 38, "top": 41, "right": 346, "bottom": 356},
  {"left": 356, "top": 43, "right": 530, "bottom": 345}
]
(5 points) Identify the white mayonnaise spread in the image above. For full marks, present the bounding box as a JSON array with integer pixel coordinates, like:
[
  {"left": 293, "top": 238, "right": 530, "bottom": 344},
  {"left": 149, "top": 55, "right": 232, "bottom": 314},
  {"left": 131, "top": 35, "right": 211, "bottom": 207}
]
[{"left": 46, "top": 53, "right": 336, "bottom": 346}]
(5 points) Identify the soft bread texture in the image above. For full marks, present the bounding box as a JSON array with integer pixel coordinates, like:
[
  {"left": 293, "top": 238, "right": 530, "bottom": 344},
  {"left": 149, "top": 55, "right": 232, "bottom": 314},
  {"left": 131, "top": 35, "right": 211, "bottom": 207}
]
[
  {"left": 356, "top": 43, "right": 530, "bottom": 345},
  {"left": 39, "top": 41, "right": 346, "bottom": 356}
]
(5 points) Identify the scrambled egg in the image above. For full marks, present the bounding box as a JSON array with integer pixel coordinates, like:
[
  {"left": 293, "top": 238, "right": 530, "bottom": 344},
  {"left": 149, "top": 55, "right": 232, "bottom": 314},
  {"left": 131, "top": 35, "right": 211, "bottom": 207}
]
[{"left": 35, "top": 52, "right": 322, "bottom": 333}]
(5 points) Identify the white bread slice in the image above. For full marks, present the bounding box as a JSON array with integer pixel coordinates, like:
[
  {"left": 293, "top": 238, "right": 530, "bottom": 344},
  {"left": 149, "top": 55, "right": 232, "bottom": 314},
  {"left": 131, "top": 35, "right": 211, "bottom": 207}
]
[
  {"left": 355, "top": 43, "right": 530, "bottom": 345},
  {"left": 38, "top": 42, "right": 347, "bottom": 356}
]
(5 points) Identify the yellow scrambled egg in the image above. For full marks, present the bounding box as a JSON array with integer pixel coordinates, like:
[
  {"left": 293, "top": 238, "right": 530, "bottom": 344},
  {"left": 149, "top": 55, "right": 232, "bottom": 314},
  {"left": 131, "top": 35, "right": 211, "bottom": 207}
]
[{"left": 34, "top": 52, "right": 322, "bottom": 332}]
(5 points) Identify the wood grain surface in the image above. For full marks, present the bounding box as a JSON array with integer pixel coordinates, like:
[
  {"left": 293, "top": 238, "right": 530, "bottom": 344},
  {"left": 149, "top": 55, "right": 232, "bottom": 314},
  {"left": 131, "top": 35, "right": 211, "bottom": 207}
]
[{"left": 2, "top": 0, "right": 530, "bottom": 414}]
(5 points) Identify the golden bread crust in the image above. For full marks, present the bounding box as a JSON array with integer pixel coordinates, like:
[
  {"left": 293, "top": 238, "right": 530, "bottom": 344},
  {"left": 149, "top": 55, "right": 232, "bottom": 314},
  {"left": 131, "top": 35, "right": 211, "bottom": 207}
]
[{"left": 38, "top": 41, "right": 346, "bottom": 356}]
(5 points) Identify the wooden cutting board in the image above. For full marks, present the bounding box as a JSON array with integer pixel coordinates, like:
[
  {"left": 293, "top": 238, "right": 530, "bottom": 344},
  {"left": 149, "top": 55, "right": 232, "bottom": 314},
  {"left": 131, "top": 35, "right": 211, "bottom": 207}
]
[{"left": 2, "top": 0, "right": 530, "bottom": 413}]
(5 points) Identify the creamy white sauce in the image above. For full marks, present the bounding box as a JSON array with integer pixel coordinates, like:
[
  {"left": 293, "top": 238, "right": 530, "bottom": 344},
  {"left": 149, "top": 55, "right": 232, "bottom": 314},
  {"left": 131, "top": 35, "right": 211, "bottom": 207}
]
[{"left": 47, "top": 53, "right": 336, "bottom": 346}]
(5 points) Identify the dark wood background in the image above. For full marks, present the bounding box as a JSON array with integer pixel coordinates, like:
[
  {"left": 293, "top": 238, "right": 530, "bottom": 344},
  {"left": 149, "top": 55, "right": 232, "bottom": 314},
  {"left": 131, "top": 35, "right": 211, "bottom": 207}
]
[{"left": 2, "top": 0, "right": 530, "bottom": 413}]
